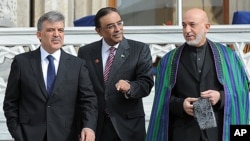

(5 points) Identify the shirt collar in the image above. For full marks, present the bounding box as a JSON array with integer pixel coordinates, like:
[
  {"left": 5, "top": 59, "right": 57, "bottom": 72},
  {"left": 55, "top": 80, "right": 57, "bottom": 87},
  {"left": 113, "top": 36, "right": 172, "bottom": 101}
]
[
  {"left": 40, "top": 46, "right": 61, "bottom": 61},
  {"left": 102, "top": 39, "right": 119, "bottom": 52}
]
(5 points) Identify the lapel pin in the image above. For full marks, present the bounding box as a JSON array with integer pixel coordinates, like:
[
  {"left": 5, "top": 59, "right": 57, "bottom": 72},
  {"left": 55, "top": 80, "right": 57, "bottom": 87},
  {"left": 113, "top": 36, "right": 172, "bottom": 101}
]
[
  {"left": 95, "top": 59, "right": 99, "bottom": 64},
  {"left": 121, "top": 54, "right": 125, "bottom": 58}
]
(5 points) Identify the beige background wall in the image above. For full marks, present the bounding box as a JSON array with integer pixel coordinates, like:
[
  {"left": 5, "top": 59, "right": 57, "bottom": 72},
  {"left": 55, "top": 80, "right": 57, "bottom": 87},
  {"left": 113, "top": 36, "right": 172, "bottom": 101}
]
[
  {"left": 7, "top": 0, "right": 107, "bottom": 27},
  {"left": 32, "top": 0, "right": 106, "bottom": 27},
  {"left": 2, "top": 0, "right": 250, "bottom": 27}
]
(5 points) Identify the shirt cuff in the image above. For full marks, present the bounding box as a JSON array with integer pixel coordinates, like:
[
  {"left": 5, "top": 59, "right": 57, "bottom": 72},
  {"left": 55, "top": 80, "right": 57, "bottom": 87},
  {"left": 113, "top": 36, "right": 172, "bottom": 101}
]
[{"left": 124, "top": 89, "right": 131, "bottom": 99}]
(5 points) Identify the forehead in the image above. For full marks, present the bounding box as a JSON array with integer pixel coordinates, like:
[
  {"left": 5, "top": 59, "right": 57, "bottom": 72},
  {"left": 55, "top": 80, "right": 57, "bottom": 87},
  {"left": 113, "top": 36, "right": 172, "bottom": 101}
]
[
  {"left": 42, "top": 20, "right": 64, "bottom": 28},
  {"left": 183, "top": 14, "right": 202, "bottom": 24},
  {"left": 99, "top": 12, "right": 121, "bottom": 25},
  {"left": 182, "top": 10, "right": 204, "bottom": 23}
]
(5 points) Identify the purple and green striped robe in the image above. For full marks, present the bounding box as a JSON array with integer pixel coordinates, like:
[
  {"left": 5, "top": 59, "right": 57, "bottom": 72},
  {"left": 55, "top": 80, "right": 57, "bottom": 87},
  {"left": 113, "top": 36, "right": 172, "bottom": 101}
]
[{"left": 146, "top": 40, "right": 250, "bottom": 141}]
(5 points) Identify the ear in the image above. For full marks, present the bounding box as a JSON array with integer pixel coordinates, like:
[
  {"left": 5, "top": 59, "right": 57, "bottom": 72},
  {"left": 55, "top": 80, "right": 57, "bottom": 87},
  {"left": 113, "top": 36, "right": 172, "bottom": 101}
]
[
  {"left": 205, "top": 23, "right": 211, "bottom": 32},
  {"left": 36, "top": 31, "right": 42, "bottom": 41},
  {"left": 95, "top": 27, "right": 103, "bottom": 37}
]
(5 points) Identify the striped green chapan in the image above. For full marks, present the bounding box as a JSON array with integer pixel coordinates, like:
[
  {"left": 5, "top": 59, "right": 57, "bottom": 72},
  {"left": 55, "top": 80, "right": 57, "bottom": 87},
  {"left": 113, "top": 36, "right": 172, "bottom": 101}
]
[{"left": 146, "top": 40, "right": 250, "bottom": 141}]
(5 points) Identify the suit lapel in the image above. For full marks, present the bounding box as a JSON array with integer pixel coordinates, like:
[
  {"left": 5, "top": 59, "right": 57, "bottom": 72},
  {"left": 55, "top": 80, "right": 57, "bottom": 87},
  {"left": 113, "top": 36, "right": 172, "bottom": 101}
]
[
  {"left": 106, "top": 38, "right": 129, "bottom": 85},
  {"left": 51, "top": 50, "right": 70, "bottom": 96},
  {"left": 91, "top": 41, "right": 105, "bottom": 85},
  {"left": 30, "top": 48, "right": 48, "bottom": 99}
]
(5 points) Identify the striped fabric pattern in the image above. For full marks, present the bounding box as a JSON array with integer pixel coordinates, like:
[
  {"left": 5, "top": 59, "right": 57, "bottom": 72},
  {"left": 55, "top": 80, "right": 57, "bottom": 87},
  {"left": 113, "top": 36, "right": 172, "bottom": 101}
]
[
  {"left": 146, "top": 40, "right": 250, "bottom": 141},
  {"left": 104, "top": 47, "right": 116, "bottom": 84},
  {"left": 215, "top": 43, "right": 250, "bottom": 141}
]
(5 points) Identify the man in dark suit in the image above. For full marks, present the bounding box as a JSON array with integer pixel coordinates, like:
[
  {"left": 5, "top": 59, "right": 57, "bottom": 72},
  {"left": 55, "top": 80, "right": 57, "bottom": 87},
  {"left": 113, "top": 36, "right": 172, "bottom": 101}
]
[
  {"left": 3, "top": 11, "right": 98, "bottom": 141},
  {"left": 146, "top": 8, "right": 250, "bottom": 141},
  {"left": 78, "top": 7, "right": 154, "bottom": 141}
]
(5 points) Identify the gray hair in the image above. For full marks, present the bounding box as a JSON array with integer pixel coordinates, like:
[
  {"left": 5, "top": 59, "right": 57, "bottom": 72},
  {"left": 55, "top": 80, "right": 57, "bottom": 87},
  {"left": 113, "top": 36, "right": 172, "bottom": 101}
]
[{"left": 37, "top": 11, "right": 65, "bottom": 31}]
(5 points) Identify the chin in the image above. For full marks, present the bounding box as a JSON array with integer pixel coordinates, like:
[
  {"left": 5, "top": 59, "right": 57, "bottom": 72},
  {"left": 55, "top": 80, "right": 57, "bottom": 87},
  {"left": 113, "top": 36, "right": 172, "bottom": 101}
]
[
  {"left": 114, "top": 38, "right": 122, "bottom": 43},
  {"left": 186, "top": 41, "right": 199, "bottom": 47},
  {"left": 52, "top": 46, "right": 62, "bottom": 50}
]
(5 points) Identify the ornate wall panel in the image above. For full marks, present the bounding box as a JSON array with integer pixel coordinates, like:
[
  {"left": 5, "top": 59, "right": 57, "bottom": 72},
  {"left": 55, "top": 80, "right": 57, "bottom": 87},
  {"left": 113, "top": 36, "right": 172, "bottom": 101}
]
[{"left": 0, "top": 0, "right": 16, "bottom": 27}]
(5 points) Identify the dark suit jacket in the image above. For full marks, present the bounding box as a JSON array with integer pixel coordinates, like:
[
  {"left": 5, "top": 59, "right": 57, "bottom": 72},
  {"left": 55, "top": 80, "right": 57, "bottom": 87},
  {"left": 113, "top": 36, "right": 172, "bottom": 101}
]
[
  {"left": 169, "top": 44, "right": 224, "bottom": 141},
  {"left": 3, "top": 48, "right": 98, "bottom": 141},
  {"left": 78, "top": 38, "right": 154, "bottom": 141}
]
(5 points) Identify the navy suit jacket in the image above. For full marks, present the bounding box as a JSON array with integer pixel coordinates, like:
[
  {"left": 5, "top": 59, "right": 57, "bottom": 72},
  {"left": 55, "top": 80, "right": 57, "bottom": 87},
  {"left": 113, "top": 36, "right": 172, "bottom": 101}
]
[{"left": 3, "top": 48, "right": 98, "bottom": 141}]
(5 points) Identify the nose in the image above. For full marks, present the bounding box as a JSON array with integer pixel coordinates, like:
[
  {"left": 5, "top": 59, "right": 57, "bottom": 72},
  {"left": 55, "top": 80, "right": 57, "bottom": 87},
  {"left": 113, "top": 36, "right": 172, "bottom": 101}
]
[
  {"left": 53, "top": 30, "right": 59, "bottom": 37},
  {"left": 183, "top": 25, "right": 191, "bottom": 33},
  {"left": 113, "top": 24, "right": 121, "bottom": 31}
]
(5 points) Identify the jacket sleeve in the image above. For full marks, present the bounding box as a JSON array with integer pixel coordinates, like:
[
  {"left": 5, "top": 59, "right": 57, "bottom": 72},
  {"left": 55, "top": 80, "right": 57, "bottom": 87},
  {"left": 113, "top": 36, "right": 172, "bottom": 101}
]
[{"left": 3, "top": 56, "right": 23, "bottom": 138}]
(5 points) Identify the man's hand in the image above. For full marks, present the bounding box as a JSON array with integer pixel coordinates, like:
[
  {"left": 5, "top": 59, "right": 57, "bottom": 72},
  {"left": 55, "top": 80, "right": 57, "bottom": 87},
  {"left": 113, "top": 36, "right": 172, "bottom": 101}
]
[
  {"left": 183, "top": 97, "right": 198, "bottom": 116},
  {"left": 80, "top": 128, "right": 95, "bottom": 141},
  {"left": 200, "top": 90, "right": 220, "bottom": 105},
  {"left": 115, "top": 80, "right": 130, "bottom": 93}
]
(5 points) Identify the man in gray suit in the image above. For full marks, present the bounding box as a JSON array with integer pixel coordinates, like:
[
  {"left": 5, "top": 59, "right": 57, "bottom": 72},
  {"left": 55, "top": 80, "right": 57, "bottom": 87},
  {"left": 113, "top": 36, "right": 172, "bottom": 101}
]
[
  {"left": 3, "top": 11, "right": 97, "bottom": 141},
  {"left": 78, "top": 7, "right": 154, "bottom": 141}
]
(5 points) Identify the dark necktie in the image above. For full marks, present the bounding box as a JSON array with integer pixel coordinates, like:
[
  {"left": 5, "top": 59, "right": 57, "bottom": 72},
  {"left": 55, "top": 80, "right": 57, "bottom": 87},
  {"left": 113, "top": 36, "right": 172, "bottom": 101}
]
[
  {"left": 104, "top": 47, "right": 116, "bottom": 84},
  {"left": 47, "top": 55, "right": 56, "bottom": 96}
]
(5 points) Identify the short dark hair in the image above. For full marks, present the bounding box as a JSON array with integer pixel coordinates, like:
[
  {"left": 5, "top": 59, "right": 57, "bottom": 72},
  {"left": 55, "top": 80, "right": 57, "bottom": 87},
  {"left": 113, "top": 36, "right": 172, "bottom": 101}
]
[
  {"left": 94, "top": 7, "right": 121, "bottom": 28},
  {"left": 37, "top": 11, "right": 65, "bottom": 31}
]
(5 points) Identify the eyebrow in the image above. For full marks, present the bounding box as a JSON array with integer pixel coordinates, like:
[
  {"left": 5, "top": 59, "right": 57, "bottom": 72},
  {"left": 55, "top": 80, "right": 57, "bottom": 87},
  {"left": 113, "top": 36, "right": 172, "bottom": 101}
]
[{"left": 106, "top": 20, "right": 122, "bottom": 26}]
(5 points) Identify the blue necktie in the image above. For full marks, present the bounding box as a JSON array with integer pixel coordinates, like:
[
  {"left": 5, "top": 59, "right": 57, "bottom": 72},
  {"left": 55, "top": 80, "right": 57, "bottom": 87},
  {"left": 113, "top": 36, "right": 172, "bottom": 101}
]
[{"left": 47, "top": 55, "right": 56, "bottom": 96}]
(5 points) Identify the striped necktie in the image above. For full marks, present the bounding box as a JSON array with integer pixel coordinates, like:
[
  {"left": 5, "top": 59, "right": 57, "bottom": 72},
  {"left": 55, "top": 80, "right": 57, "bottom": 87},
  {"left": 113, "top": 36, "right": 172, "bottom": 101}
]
[{"left": 103, "top": 47, "right": 116, "bottom": 84}]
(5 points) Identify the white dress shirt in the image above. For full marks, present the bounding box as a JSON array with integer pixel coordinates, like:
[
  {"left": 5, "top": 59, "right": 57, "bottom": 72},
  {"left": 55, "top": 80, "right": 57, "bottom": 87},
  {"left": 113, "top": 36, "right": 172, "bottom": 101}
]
[
  {"left": 40, "top": 47, "right": 61, "bottom": 88},
  {"left": 101, "top": 39, "right": 119, "bottom": 73}
]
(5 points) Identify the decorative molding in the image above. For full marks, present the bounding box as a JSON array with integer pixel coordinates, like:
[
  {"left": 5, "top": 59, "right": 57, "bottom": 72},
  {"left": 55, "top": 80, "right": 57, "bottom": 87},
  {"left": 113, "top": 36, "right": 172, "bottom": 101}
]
[{"left": 0, "top": 0, "right": 17, "bottom": 27}]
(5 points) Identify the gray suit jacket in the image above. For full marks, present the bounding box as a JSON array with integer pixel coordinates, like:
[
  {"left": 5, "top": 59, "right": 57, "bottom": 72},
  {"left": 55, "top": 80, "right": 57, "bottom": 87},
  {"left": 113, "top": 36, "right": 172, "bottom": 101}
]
[
  {"left": 3, "top": 48, "right": 98, "bottom": 141},
  {"left": 78, "top": 38, "right": 154, "bottom": 141}
]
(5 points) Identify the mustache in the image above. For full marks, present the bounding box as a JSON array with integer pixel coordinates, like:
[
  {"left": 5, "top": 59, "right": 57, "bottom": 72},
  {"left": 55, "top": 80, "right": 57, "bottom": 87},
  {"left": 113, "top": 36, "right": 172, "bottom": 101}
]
[
  {"left": 186, "top": 33, "right": 194, "bottom": 36},
  {"left": 51, "top": 38, "right": 61, "bottom": 41},
  {"left": 113, "top": 31, "right": 123, "bottom": 36}
]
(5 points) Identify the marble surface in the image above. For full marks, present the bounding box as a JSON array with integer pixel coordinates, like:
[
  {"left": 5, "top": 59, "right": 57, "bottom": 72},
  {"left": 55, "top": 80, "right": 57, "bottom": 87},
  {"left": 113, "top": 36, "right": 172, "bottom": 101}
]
[{"left": 0, "top": 94, "right": 13, "bottom": 141}]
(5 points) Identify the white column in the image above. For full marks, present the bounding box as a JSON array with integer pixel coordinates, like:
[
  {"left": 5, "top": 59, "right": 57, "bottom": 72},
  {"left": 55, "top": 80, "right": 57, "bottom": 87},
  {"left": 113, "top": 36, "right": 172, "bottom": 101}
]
[
  {"left": 177, "top": 0, "right": 182, "bottom": 26},
  {"left": 33, "top": 0, "right": 107, "bottom": 27},
  {"left": 33, "top": 0, "right": 74, "bottom": 27},
  {"left": 17, "top": 0, "right": 30, "bottom": 27},
  {"left": 74, "top": 0, "right": 107, "bottom": 21}
]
